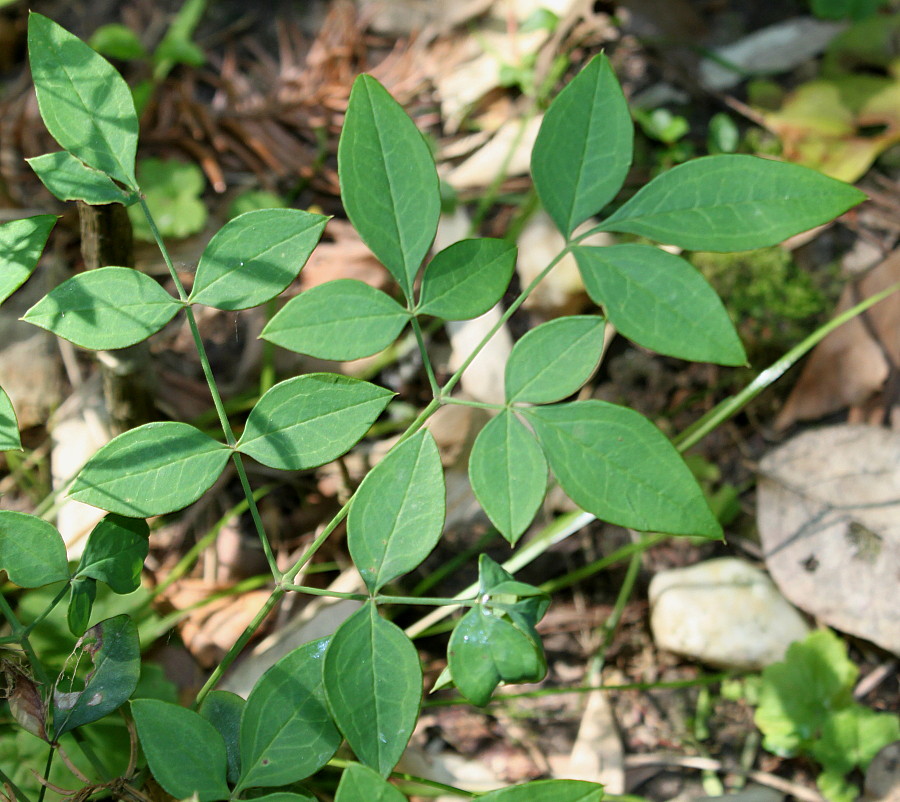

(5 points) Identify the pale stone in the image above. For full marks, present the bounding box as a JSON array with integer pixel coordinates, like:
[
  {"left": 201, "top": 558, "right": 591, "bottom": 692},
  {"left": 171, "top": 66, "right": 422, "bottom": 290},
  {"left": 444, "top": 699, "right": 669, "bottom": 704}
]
[{"left": 649, "top": 558, "right": 810, "bottom": 670}]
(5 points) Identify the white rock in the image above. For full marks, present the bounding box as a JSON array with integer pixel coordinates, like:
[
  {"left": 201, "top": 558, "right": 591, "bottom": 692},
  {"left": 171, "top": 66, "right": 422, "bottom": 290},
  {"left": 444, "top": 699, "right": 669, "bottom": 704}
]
[{"left": 649, "top": 558, "right": 810, "bottom": 670}]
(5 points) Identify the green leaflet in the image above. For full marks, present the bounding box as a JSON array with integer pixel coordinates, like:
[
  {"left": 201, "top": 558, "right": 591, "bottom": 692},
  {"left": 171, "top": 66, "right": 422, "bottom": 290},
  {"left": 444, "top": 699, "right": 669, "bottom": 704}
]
[
  {"left": 262, "top": 279, "right": 409, "bottom": 360},
  {"left": 74, "top": 514, "right": 149, "bottom": 593},
  {"left": 236, "top": 374, "right": 393, "bottom": 471},
  {"left": 811, "top": 706, "right": 900, "bottom": 776},
  {"left": 468, "top": 410, "right": 547, "bottom": 544},
  {"left": 479, "top": 780, "right": 604, "bottom": 801},
  {"left": 338, "top": 74, "right": 440, "bottom": 299},
  {"left": 28, "top": 13, "right": 138, "bottom": 187},
  {"left": 348, "top": 431, "right": 445, "bottom": 593},
  {"left": 189, "top": 209, "right": 328, "bottom": 310},
  {"left": 417, "top": 238, "right": 517, "bottom": 320},
  {"left": 335, "top": 763, "right": 407, "bottom": 802},
  {"left": 0, "top": 511, "right": 69, "bottom": 588},
  {"left": 505, "top": 316, "right": 605, "bottom": 404},
  {"left": 525, "top": 401, "right": 722, "bottom": 538},
  {"left": 0, "top": 214, "right": 56, "bottom": 306},
  {"left": 131, "top": 699, "right": 231, "bottom": 802},
  {"left": 27, "top": 151, "right": 137, "bottom": 205},
  {"left": 69, "top": 422, "right": 231, "bottom": 517},
  {"left": 23, "top": 267, "right": 181, "bottom": 350},
  {"left": 53, "top": 615, "right": 140, "bottom": 738},
  {"left": 573, "top": 244, "right": 746, "bottom": 365},
  {"left": 324, "top": 602, "right": 421, "bottom": 776},
  {"left": 601, "top": 154, "right": 867, "bottom": 251},
  {"left": 237, "top": 638, "right": 340, "bottom": 790},
  {"left": 531, "top": 53, "right": 633, "bottom": 237},
  {"left": 199, "top": 691, "right": 245, "bottom": 785},
  {"left": 0, "top": 385, "right": 21, "bottom": 452},
  {"left": 66, "top": 577, "right": 97, "bottom": 636}
]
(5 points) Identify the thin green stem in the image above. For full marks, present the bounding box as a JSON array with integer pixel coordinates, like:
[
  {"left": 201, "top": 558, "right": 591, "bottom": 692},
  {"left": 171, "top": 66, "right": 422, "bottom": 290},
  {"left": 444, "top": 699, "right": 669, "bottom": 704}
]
[
  {"left": 231, "top": 454, "right": 280, "bottom": 579},
  {"left": 281, "top": 584, "right": 369, "bottom": 602},
  {"left": 675, "top": 280, "right": 900, "bottom": 452},
  {"left": 281, "top": 503, "right": 351, "bottom": 584},
  {"left": 591, "top": 546, "right": 643, "bottom": 674},
  {"left": 441, "top": 397, "right": 507, "bottom": 412},
  {"left": 22, "top": 584, "right": 69, "bottom": 637},
  {"left": 138, "top": 196, "right": 188, "bottom": 301},
  {"left": 0, "top": 593, "right": 49, "bottom": 687},
  {"left": 193, "top": 588, "right": 284, "bottom": 708},
  {"left": 37, "top": 747, "right": 52, "bottom": 802},
  {"left": 0, "top": 765, "right": 34, "bottom": 802},
  {"left": 410, "top": 316, "right": 440, "bottom": 397},
  {"left": 376, "top": 594, "right": 479, "bottom": 607}
]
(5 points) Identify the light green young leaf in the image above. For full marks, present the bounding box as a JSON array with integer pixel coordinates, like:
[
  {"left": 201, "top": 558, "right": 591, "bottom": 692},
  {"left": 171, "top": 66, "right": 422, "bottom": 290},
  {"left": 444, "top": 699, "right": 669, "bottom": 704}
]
[
  {"left": 336, "top": 763, "right": 407, "bottom": 802},
  {"left": 324, "top": 602, "right": 421, "bottom": 777},
  {"left": 238, "top": 638, "right": 340, "bottom": 790},
  {"left": 505, "top": 316, "right": 605, "bottom": 404},
  {"left": 417, "top": 238, "right": 517, "bottom": 320},
  {"left": 601, "top": 155, "right": 867, "bottom": 251},
  {"left": 27, "top": 151, "right": 136, "bottom": 205},
  {"left": 0, "top": 511, "right": 68, "bottom": 587},
  {"left": 348, "top": 431, "right": 445, "bottom": 593},
  {"left": 479, "top": 779, "right": 604, "bottom": 801},
  {"left": 574, "top": 244, "right": 746, "bottom": 365},
  {"left": 0, "top": 386, "right": 21, "bottom": 452},
  {"left": 262, "top": 279, "right": 409, "bottom": 360},
  {"left": 525, "top": 401, "right": 722, "bottom": 538},
  {"left": 531, "top": 53, "right": 633, "bottom": 237},
  {"left": 756, "top": 629, "right": 860, "bottom": 757},
  {"left": 23, "top": 267, "right": 181, "bottom": 350},
  {"left": 89, "top": 23, "right": 148, "bottom": 60},
  {"left": 448, "top": 605, "right": 545, "bottom": 707},
  {"left": 0, "top": 214, "right": 56, "bottom": 306},
  {"left": 468, "top": 410, "right": 547, "bottom": 545},
  {"left": 53, "top": 615, "right": 140, "bottom": 738},
  {"left": 338, "top": 74, "right": 440, "bottom": 299},
  {"left": 811, "top": 705, "right": 900, "bottom": 775},
  {"left": 67, "top": 577, "right": 97, "bottom": 636},
  {"left": 28, "top": 13, "right": 138, "bottom": 187},
  {"left": 75, "top": 514, "right": 149, "bottom": 593},
  {"left": 236, "top": 374, "right": 393, "bottom": 471},
  {"left": 70, "top": 422, "right": 230, "bottom": 517},
  {"left": 199, "top": 691, "right": 245, "bottom": 785},
  {"left": 817, "top": 771, "right": 858, "bottom": 802},
  {"left": 188, "top": 209, "right": 328, "bottom": 310},
  {"left": 131, "top": 699, "right": 231, "bottom": 802},
  {"left": 128, "top": 158, "right": 207, "bottom": 241}
]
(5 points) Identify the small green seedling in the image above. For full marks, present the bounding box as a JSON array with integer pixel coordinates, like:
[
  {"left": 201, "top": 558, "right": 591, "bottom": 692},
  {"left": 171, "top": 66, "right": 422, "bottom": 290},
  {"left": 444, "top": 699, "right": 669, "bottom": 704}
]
[{"left": 0, "top": 12, "right": 868, "bottom": 801}]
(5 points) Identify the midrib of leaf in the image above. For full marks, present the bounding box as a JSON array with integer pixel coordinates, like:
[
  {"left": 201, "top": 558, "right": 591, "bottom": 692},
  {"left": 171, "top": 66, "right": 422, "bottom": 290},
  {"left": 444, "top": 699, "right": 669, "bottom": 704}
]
[
  {"left": 75, "top": 442, "right": 226, "bottom": 490},
  {"left": 566, "top": 73, "right": 601, "bottom": 236},
  {"left": 46, "top": 33, "right": 134, "bottom": 187},
  {"left": 423, "top": 249, "right": 508, "bottom": 306},
  {"left": 366, "top": 605, "right": 388, "bottom": 770}
]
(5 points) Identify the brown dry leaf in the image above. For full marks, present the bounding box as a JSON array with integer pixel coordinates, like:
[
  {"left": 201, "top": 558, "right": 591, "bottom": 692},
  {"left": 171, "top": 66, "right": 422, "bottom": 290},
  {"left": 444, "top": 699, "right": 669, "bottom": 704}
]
[
  {"left": 775, "top": 249, "right": 900, "bottom": 430},
  {"left": 296, "top": 219, "right": 391, "bottom": 291},
  {"left": 757, "top": 424, "right": 900, "bottom": 655}
]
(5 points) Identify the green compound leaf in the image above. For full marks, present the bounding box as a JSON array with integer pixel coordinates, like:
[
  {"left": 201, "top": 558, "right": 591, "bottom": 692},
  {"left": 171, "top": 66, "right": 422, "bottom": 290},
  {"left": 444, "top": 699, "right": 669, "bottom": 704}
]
[
  {"left": 601, "top": 155, "right": 867, "bottom": 251},
  {"left": 339, "top": 74, "right": 440, "bottom": 299},
  {"left": 812, "top": 705, "right": 900, "bottom": 776},
  {"left": 448, "top": 605, "right": 546, "bottom": 707},
  {"left": 505, "top": 316, "right": 605, "bottom": 404},
  {"left": 324, "top": 602, "right": 421, "bottom": 777},
  {"left": 74, "top": 514, "right": 149, "bottom": 594},
  {"left": 0, "top": 386, "right": 22, "bottom": 452},
  {"left": 0, "top": 214, "right": 56, "bottom": 306},
  {"left": 28, "top": 13, "right": 138, "bottom": 187},
  {"left": 348, "top": 431, "right": 445, "bottom": 593},
  {"left": 531, "top": 53, "right": 633, "bottom": 238},
  {"left": 67, "top": 576, "right": 97, "bottom": 636},
  {"left": 236, "top": 374, "right": 393, "bottom": 471},
  {"left": 23, "top": 267, "right": 181, "bottom": 350},
  {"left": 238, "top": 637, "right": 340, "bottom": 790},
  {"left": 189, "top": 209, "right": 328, "bottom": 310},
  {"left": 28, "top": 151, "right": 136, "bottom": 205},
  {"left": 262, "top": 279, "right": 409, "bottom": 360},
  {"left": 336, "top": 763, "right": 407, "bottom": 802},
  {"left": 0, "top": 511, "right": 68, "bottom": 587},
  {"left": 417, "top": 238, "right": 517, "bottom": 320},
  {"left": 479, "top": 779, "right": 604, "bottom": 802},
  {"left": 199, "top": 691, "right": 245, "bottom": 785},
  {"left": 574, "top": 244, "right": 746, "bottom": 366},
  {"left": 53, "top": 614, "right": 140, "bottom": 738},
  {"left": 468, "top": 410, "right": 547, "bottom": 545},
  {"left": 131, "top": 699, "right": 231, "bottom": 802},
  {"left": 525, "top": 401, "right": 722, "bottom": 538},
  {"left": 70, "top": 422, "right": 230, "bottom": 517},
  {"left": 755, "top": 629, "right": 860, "bottom": 757}
]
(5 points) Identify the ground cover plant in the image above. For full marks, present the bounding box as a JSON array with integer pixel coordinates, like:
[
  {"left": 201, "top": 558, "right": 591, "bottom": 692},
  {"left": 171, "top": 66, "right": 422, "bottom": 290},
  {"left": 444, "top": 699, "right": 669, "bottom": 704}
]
[{"left": 0, "top": 12, "right": 875, "bottom": 802}]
